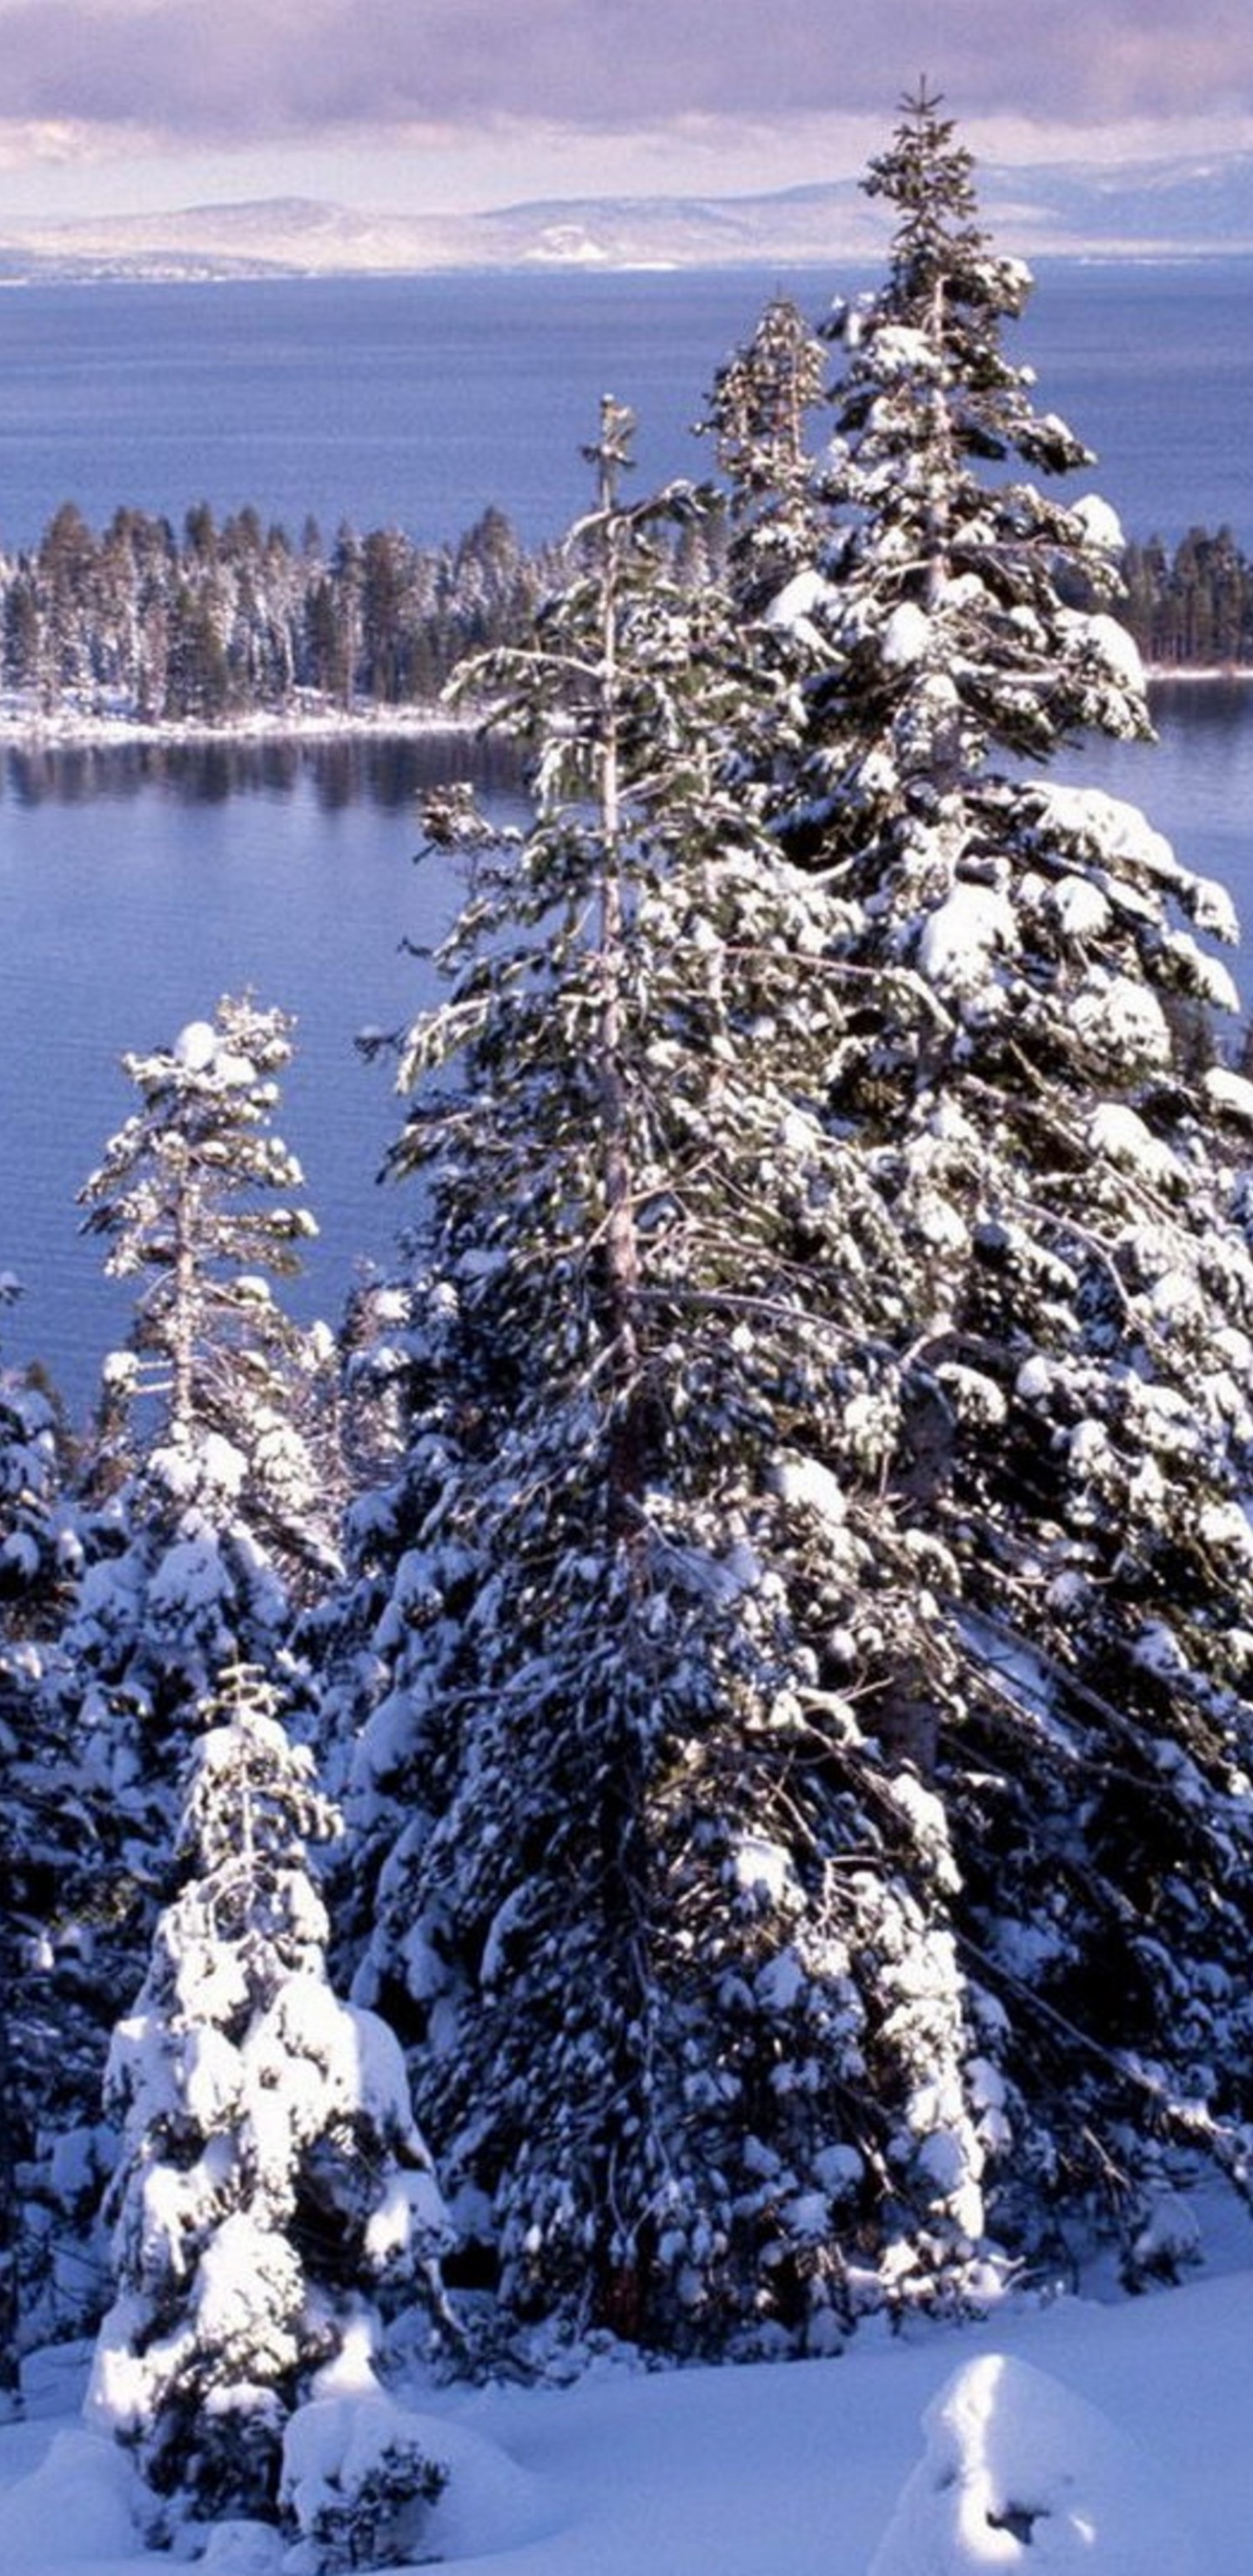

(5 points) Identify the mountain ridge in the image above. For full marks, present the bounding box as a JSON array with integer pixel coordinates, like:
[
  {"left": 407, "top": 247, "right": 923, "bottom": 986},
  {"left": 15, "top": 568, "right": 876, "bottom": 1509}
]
[{"left": 3, "top": 151, "right": 1253, "bottom": 280}]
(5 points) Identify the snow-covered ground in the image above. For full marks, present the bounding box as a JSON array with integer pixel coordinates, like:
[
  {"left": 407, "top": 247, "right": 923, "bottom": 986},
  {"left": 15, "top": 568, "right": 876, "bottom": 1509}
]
[{"left": 6, "top": 2247, "right": 1253, "bottom": 2574}]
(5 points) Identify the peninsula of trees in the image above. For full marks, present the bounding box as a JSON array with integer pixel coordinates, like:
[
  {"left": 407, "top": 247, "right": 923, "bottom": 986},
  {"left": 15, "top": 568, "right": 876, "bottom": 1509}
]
[
  {"left": 0, "top": 499, "right": 565, "bottom": 725},
  {"left": 6, "top": 88, "right": 1253, "bottom": 2562},
  {"left": 0, "top": 468, "right": 1249, "bottom": 743}
]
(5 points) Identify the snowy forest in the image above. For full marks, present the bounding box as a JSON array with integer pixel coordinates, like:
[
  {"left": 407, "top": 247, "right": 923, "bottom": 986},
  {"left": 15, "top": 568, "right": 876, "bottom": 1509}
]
[
  {"left": 7, "top": 84, "right": 1253, "bottom": 2567},
  {"left": 0, "top": 499, "right": 563, "bottom": 721},
  {"left": 0, "top": 426, "right": 1249, "bottom": 738}
]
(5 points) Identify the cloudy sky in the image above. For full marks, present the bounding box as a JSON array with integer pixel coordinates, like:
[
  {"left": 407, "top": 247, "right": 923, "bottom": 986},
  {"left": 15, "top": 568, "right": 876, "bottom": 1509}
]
[{"left": 0, "top": 0, "right": 1248, "bottom": 224}]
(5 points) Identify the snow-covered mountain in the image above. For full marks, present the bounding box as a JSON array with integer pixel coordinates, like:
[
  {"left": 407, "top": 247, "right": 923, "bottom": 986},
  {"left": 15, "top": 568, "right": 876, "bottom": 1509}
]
[{"left": 3, "top": 150, "right": 1253, "bottom": 280}]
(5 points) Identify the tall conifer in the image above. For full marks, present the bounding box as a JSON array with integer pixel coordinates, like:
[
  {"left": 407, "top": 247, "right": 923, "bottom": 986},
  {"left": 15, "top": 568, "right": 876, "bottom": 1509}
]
[
  {"left": 707, "top": 86, "right": 1253, "bottom": 2278},
  {"left": 332, "top": 401, "right": 1010, "bottom": 2354}
]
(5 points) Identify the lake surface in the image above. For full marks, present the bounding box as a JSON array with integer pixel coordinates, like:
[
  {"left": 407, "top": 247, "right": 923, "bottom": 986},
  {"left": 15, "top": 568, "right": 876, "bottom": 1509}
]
[
  {"left": 1, "top": 258, "right": 1253, "bottom": 1416},
  {"left": 0, "top": 260, "right": 1248, "bottom": 555},
  {"left": 0, "top": 733, "right": 529, "bottom": 1412},
  {"left": 3, "top": 692, "right": 1252, "bottom": 1419}
]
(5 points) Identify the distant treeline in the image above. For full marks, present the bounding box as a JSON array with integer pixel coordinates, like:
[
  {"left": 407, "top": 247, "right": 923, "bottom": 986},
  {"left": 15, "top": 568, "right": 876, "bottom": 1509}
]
[
  {"left": 1122, "top": 527, "right": 1253, "bottom": 671},
  {"left": 0, "top": 500, "right": 572, "bottom": 721},
  {"left": 1, "top": 500, "right": 1250, "bottom": 726}
]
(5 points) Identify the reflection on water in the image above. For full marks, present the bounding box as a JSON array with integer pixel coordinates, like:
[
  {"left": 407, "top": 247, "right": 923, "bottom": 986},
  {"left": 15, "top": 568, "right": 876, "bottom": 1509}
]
[
  {"left": 0, "top": 726, "right": 525, "bottom": 815},
  {"left": 1150, "top": 678, "right": 1253, "bottom": 728}
]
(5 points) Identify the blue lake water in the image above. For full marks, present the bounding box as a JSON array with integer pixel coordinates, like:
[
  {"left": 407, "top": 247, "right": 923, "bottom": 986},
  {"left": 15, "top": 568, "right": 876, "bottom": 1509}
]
[
  {"left": 0, "top": 734, "right": 529, "bottom": 1412},
  {"left": 0, "top": 259, "right": 1248, "bottom": 553},
  {"left": 4, "top": 689, "right": 1251, "bottom": 1422},
  {"left": 1, "top": 260, "right": 1252, "bottom": 1415}
]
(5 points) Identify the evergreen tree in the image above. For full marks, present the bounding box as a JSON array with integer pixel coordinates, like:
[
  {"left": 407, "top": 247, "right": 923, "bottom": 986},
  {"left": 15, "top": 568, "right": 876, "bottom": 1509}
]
[
  {"left": 702, "top": 287, "right": 829, "bottom": 614},
  {"left": 77, "top": 991, "right": 332, "bottom": 1587},
  {"left": 87, "top": 1662, "right": 450, "bottom": 2531},
  {"left": 700, "top": 86, "right": 1253, "bottom": 2280},
  {"left": 0, "top": 494, "right": 559, "bottom": 724},
  {"left": 330, "top": 97, "right": 1253, "bottom": 2355},
  {"left": 28, "top": 1000, "right": 341, "bottom": 2282},
  {"left": 327, "top": 400, "right": 1010, "bottom": 2358},
  {"left": 1121, "top": 524, "right": 1253, "bottom": 669},
  {"left": 0, "top": 1279, "right": 110, "bottom": 2367},
  {"left": 0, "top": 1643, "right": 117, "bottom": 2365},
  {"left": 725, "top": 83, "right": 1149, "bottom": 878},
  {"left": 0, "top": 1272, "right": 70, "bottom": 1615}
]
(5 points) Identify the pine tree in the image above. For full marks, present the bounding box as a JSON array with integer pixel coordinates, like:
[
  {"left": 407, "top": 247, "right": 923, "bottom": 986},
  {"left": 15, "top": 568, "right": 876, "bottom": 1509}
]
[
  {"left": 87, "top": 1663, "right": 450, "bottom": 2530},
  {"left": 700, "top": 87, "right": 1253, "bottom": 2279},
  {"left": 64, "top": 992, "right": 334, "bottom": 1909},
  {"left": 0, "top": 1644, "right": 116, "bottom": 2368},
  {"left": 326, "top": 400, "right": 1014, "bottom": 2358},
  {"left": 723, "top": 84, "right": 1149, "bottom": 877},
  {"left": 702, "top": 287, "right": 829, "bottom": 614},
  {"left": 15, "top": 1002, "right": 344, "bottom": 2336},
  {"left": 333, "top": 98, "right": 1253, "bottom": 2351},
  {"left": 77, "top": 991, "right": 333, "bottom": 1588},
  {"left": 0, "top": 1271, "right": 70, "bottom": 1616}
]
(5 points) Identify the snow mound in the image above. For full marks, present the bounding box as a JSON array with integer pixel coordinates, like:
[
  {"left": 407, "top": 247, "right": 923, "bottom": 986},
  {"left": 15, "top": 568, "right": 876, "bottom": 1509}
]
[
  {"left": 281, "top": 2389, "right": 446, "bottom": 2570},
  {"left": 0, "top": 2425, "right": 140, "bottom": 2567},
  {"left": 868, "top": 2350, "right": 1202, "bottom": 2573},
  {"left": 281, "top": 2391, "right": 550, "bottom": 2569},
  {"left": 419, "top": 2412, "right": 558, "bottom": 2560},
  {"left": 198, "top": 2526, "right": 285, "bottom": 2572}
]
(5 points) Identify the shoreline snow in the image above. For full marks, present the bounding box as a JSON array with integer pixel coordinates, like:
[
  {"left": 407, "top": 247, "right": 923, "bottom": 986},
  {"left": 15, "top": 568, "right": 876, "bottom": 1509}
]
[
  {"left": 0, "top": 696, "right": 484, "bottom": 752},
  {"left": 0, "top": 668, "right": 1244, "bottom": 755}
]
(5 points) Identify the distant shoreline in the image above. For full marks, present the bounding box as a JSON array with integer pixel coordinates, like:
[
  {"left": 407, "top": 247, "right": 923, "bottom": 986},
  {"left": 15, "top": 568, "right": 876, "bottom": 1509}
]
[
  {"left": 0, "top": 697, "right": 481, "bottom": 751},
  {"left": 1148, "top": 667, "right": 1253, "bottom": 687},
  {"left": 0, "top": 665, "right": 1245, "bottom": 754}
]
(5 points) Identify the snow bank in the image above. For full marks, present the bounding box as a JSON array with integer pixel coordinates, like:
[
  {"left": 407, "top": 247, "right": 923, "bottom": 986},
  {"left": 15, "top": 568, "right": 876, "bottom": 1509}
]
[
  {"left": 12, "top": 2257, "right": 1253, "bottom": 2575},
  {"left": 408, "top": 2412, "right": 556, "bottom": 2560},
  {"left": 0, "top": 2425, "right": 141, "bottom": 2569},
  {"left": 868, "top": 2350, "right": 1201, "bottom": 2574}
]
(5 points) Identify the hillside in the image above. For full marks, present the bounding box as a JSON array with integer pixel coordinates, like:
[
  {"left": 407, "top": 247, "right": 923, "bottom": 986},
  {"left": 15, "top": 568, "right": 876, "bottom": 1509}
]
[{"left": 3, "top": 148, "right": 1253, "bottom": 279}]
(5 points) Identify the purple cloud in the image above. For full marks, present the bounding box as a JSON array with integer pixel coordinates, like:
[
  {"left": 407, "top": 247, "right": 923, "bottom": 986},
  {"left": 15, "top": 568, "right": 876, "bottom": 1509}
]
[{"left": 0, "top": 0, "right": 1247, "bottom": 145}]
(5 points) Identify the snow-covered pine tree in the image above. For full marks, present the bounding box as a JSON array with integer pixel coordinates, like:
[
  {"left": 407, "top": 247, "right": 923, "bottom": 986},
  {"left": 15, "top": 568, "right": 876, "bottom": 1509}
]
[
  {"left": 701, "top": 87, "right": 1253, "bottom": 2276},
  {"left": 88, "top": 1661, "right": 450, "bottom": 2534},
  {"left": 322, "top": 400, "right": 1023, "bottom": 2361},
  {"left": 0, "top": 1271, "right": 70, "bottom": 1614},
  {"left": 68, "top": 991, "right": 339, "bottom": 1759},
  {"left": 701, "top": 286, "right": 830, "bottom": 619},
  {"left": 78, "top": 992, "right": 332, "bottom": 1581},
  {"left": 723, "top": 83, "right": 1148, "bottom": 863},
  {"left": 15, "top": 1001, "right": 341, "bottom": 2351},
  {"left": 0, "top": 1640, "right": 117, "bottom": 2374}
]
